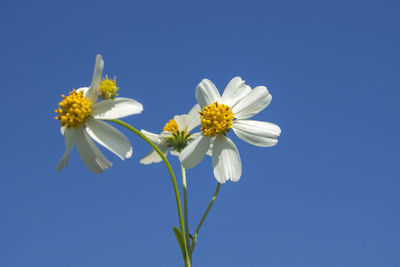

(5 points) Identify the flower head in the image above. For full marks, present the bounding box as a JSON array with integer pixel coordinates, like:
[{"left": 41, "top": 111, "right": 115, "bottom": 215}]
[
  {"left": 99, "top": 75, "right": 119, "bottom": 99},
  {"left": 55, "top": 89, "right": 92, "bottom": 128},
  {"left": 179, "top": 77, "right": 281, "bottom": 183},
  {"left": 140, "top": 104, "right": 205, "bottom": 165},
  {"left": 55, "top": 55, "right": 143, "bottom": 173}
]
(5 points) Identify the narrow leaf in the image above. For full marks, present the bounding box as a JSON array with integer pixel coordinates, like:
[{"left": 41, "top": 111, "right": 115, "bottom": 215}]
[{"left": 173, "top": 227, "right": 186, "bottom": 260}]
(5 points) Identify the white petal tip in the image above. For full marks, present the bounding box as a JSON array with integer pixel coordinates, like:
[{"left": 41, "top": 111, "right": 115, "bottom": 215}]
[
  {"left": 215, "top": 177, "right": 227, "bottom": 184},
  {"left": 215, "top": 175, "right": 241, "bottom": 183},
  {"left": 126, "top": 149, "right": 133, "bottom": 159},
  {"left": 91, "top": 162, "right": 113, "bottom": 174},
  {"left": 138, "top": 103, "right": 144, "bottom": 113},
  {"left": 96, "top": 54, "right": 104, "bottom": 65},
  {"left": 230, "top": 176, "right": 241, "bottom": 182},
  {"left": 121, "top": 147, "right": 133, "bottom": 160},
  {"left": 56, "top": 157, "right": 68, "bottom": 171}
]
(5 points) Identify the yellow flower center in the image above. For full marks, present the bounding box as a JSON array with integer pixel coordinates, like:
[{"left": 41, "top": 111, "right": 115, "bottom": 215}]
[
  {"left": 99, "top": 75, "right": 119, "bottom": 99},
  {"left": 163, "top": 119, "right": 178, "bottom": 133},
  {"left": 162, "top": 118, "right": 192, "bottom": 152},
  {"left": 55, "top": 89, "right": 92, "bottom": 128},
  {"left": 200, "top": 102, "right": 234, "bottom": 137}
]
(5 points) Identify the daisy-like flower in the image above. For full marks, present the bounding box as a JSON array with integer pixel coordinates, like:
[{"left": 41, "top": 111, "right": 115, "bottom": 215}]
[
  {"left": 55, "top": 55, "right": 143, "bottom": 173},
  {"left": 140, "top": 104, "right": 203, "bottom": 164},
  {"left": 179, "top": 77, "right": 281, "bottom": 183}
]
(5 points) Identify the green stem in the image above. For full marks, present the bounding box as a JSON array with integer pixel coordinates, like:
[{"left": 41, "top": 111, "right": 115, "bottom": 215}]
[
  {"left": 191, "top": 183, "right": 221, "bottom": 252},
  {"left": 108, "top": 119, "right": 191, "bottom": 267},
  {"left": 181, "top": 165, "right": 191, "bottom": 261}
]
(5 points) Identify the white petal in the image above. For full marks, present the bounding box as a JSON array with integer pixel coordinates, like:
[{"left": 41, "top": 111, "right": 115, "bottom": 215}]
[
  {"left": 189, "top": 132, "right": 201, "bottom": 140},
  {"left": 175, "top": 104, "right": 201, "bottom": 132},
  {"left": 60, "top": 126, "right": 66, "bottom": 135},
  {"left": 221, "top": 77, "right": 252, "bottom": 107},
  {"left": 186, "top": 132, "right": 212, "bottom": 155},
  {"left": 175, "top": 114, "right": 188, "bottom": 132},
  {"left": 179, "top": 135, "right": 211, "bottom": 169},
  {"left": 140, "top": 144, "right": 169, "bottom": 165},
  {"left": 170, "top": 149, "right": 179, "bottom": 156},
  {"left": 56, "top": 128, "right": 77, "bottom": 171},
  {"left": 77, "top": 87, "right": 89, "bottom": 95},
  {"left": 232, "top": 86, "right": 272, "bottom": 119},
  {"left": 160, "top": 131, "right": 174, "bottom": 141},
  {"left": 87, "top": 55, "right": 104, "bottom": 104},
  {"left": 141, "top": 130, "right": 161, "bottom": 144},
  {"left": 212, "top": 135, "right": 242, "bottom": 183},
  {"left": 196, "top": 79, "right": 221, "bottom": 108},
  {"left": 75, "top": 127, "right": 112, "bottom": 174},
  {"left": 232, "top": 120, "right": 281, "bottom": 147},
  {"left": 91, "top": 98, "right": 143, "bottom": 119},
  {"left": 206, "top": 139, "right": 214, "bottom": 156},
  {"left": 186, "top": 104, "right": 201, "bottom": 131},
  {"left": 85, "top": 118, "right": 132, "bottom": 160}
]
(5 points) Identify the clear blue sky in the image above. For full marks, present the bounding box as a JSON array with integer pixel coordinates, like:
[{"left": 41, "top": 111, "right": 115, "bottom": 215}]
[{"left": 1, "top": 0, "right": 399, "bottom": 266}]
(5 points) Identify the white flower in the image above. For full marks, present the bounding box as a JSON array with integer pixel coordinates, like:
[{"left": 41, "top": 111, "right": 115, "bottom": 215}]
[
  {"left": 55, "top": 55, "right": 143, "bottom": 173},
  {"left": 179, "top": 77, "right": 281, "bottom": 183},
  {"left": 140, "top": 104, "right": 207, "bottom": 164}
]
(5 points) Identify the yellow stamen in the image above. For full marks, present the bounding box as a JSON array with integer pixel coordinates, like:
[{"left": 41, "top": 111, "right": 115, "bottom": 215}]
[
  {"left": 200, "top": 102, "right": 234, "bottom": 137},
  {"left": 99, "top": 75, "right": 119, "bottom": 99},
  {"left": 55, "top": 89, "right": 92, "bottom": 128},
  {"left": 163, "top": 119, "right": 178, "bottom": 133}
]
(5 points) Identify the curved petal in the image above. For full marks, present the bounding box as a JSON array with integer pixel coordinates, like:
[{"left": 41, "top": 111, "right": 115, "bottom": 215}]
[
  {"left": 141, "top": 130, "right": 161, "bottom": 144},
  {"left": 170, "top": 149, "right": 179, "bottom": 156},
  {"left": 186, "top": 132, "right": 212, "bottom": 155},
  {"left": 188, "top": 132, "right": 201, "bottom": 140},
  {"left": 86, "top": 55, "right": 104, "bottom": 104},
  {"left": 206, "top": 139, "right": 214, "bottom": 156},
  {"left": 175, "top": 104, "right": 201, "bottom": 132},
  {"left": 91, "top": 98, "right": 143, "bottom": 119},
  {"left": 85, "top": 118, "right": 132, "bottom": 160},
  {"left": 60, "top": 126, "right": 66, "bottom": 135},
  {"left": 56, "top": 128, "right": 77, "bottom": 171},
  {"left": 196, "top": 79, "right": 221, "bottom": 108},
  {"left": 212, "top": 135, "right": 242, "bottom": 183},
  {"left": 140, "top": 144, "right": 169, "bottom": 165},
  {"left": 186, "top": 104, "right": 201, "bottom": 131},
  {"left": 174, "top": 114, "right": 188, "bottom": 132},
  {"left": 160, "top": 130, "right": 174, "bottom": 138},
  {"left": 75, "top": 127, "right": 112, "bottom": 174},
  {"left": 221, "top": 77, "right": 252, "bottom": 108},
  {"left": 179, "top": 135, "right": 211, "bottom": 169},
  {"left": 232, "top": 86, "right": 272, "bottom": 119},
  {"left": 232, "top": 120, "right": 281, "bottom": 147},
  {"left": 77, "top": 87, "right": 89, "bottom": 94}
]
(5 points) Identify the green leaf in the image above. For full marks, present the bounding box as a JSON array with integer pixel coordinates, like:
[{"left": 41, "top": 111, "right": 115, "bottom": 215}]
[{"left": 173, "top": 227, "right": 186, "bottom": 260}]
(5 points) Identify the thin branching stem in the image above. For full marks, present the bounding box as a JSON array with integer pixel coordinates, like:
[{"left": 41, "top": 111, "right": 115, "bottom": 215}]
[
  {"left": 191, "top": 183, "right": 221, "bottom": 251},
  {"left": 108, "top": 119, "right": 191, "bottom": 267}
]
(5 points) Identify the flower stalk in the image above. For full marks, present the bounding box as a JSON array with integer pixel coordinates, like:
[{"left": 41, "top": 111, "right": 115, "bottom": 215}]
[
  {"left": 108, "top": 119, "right": 191, "bottom": 267},
  {"left": 191, "top": 183, "right": 221, "bottom": 252},
  {"left": 181, "top": 165, "right": 192, "bottom": 261}
]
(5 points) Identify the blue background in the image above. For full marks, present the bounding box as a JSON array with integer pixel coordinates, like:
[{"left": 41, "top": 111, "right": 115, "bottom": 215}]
[{"left": 1, "top": 0, "right": 399, "bottom": 266}]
